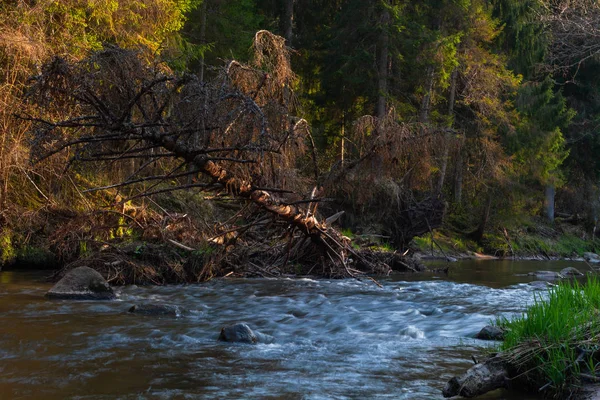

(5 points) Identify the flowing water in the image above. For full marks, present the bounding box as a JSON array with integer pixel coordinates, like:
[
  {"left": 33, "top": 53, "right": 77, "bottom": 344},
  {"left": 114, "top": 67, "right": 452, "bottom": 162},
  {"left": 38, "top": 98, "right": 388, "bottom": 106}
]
[{"left": 0, "top": 259, "right": 590, "bottom": 399}]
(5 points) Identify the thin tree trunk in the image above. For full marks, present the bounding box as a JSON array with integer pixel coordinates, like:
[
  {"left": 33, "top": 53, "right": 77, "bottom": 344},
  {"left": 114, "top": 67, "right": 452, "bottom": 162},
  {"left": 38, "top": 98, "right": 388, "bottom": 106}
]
[
  {"left": 545, "top": 184, "right": 555, "bottom": 222},
  {"left": 435, "top": 68, "right": 457, "bottom": 196},
  {"left": 454, "top": 145, "right": 463, "bottom": 204},
  {"left": 472, "top": 195, "right": 492, "bottom": 242},
  {"left": 377, "top": 4, "right": 390, "bottom": 119},
  {"left": 419, "top": 66, "right": 435, "bottom": 123},
  {"left": 199, "top": 0, "right": 208, "bottom": 83},
  {"left": 190, "top": 0, "right": 208, "bottom": 184},
  {"left": 284, "top": 0, "right": 294, "bottom": 46},
  {"left": 340, "top": 112, "right": 345, "bottom": 167},
  {"left": 419, "top": 16, "right": 441, "bottom": 124}
]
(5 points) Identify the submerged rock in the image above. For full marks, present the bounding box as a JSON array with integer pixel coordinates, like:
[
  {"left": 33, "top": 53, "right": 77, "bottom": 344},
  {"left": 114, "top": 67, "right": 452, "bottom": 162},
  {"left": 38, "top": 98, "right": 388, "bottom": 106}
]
[
  {"left": 561, "top": 267, "right": 584, "bottom": 277},
  {"left": 128, "top": 304, "right": 181, "bottom": 317},
  {"left": 218, "top": 323, "right": 273, "bottom": 344},
  {"left": 475, "top": 325, "right": 506, "bottom": 341},
  {"left": 528, "top": 280, "right": 556, "bottom": 289},
  {"left": 527, "top": 271, "right": 563, "bottom": 280},
  {"left": 46, "top": 266, "right": 115, "bottom": 300}
]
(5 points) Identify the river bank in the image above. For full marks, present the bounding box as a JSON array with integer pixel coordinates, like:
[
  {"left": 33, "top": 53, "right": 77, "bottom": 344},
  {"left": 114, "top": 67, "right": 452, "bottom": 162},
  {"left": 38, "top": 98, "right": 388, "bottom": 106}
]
[
  {"left": 410, "top": 218, "right": 600, "bottom": 263},
  {"left": 445, "top": 276, "right": 600, "bottom": 400}
]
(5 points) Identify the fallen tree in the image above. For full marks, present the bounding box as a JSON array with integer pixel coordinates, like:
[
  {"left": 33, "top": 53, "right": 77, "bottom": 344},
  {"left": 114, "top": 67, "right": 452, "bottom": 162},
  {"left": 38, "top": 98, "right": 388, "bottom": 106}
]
[
  {"left": 23, "top": 32, "right": 439, "bottom": 281},
  {"left": 22, "top": 33, "right": 383, "bottom": 279}
]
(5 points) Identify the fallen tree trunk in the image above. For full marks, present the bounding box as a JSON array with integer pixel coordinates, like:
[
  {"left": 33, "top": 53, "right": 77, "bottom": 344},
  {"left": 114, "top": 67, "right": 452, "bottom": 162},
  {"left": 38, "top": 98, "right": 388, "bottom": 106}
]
[
  {"left": 25, "top": 43, "right": 369, "bottom": 278},
  {"left": 153, "top": 131, "right": 324, "bottom": 236}
]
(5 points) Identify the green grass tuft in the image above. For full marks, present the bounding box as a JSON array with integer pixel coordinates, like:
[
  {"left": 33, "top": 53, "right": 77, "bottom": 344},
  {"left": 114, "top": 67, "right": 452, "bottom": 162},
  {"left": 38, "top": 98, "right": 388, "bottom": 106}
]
[{"left": 497, "top": 277, "right": 600, "bottom": 394}]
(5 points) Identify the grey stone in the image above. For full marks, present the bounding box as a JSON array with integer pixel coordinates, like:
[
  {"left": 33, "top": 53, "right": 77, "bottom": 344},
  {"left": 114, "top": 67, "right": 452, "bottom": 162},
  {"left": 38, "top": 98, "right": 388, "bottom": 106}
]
[
  {"left": 584, "top": 252, "right": 600, "bottom": 263},
  {"left": 219, "top": 323, "right": 257, "bottom": 344},
  {"left": 528, "top": 280, "right": 556, "bottom": 289},
  {"left": 217, "top": 323, "right": 273, "bottom": 344},
  {"left": 527, "top": 271, "right": 564, "bottom": 280},
  {"left": 46, "top": 266, "right": 115, "bottom": 300},
  {"left": 561, "top": 267, "right": 584, "bottom": 276},
  {"left": 475, "top": 325, "right": 506, "bottom": 341},
  {"left": 578, "top": 384, "right": 600, "bottom": 400},
  {"left": 128, "top": 304, "right": 180, "bottom": 317}
]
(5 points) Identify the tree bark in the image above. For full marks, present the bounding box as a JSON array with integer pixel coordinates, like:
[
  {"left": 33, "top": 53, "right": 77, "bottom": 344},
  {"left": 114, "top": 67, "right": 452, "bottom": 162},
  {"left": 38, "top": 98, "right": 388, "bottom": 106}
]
[
  {"left": 454, "top": 141, "right": 464, "bottom": 204},
  {"left": 199, "top": 0, "right": 208, "bottom": 83},
  {"left": 340, "top": 112, "right": 346, "bottom": 167},
  {"left": 148, "top": 129, "right": 325, "bottom": 235},
  {"left": 284, "top": 0, "right": 295, "bottom": 46},
  {"left": 419, "top": 65, "right": 435, "bottom": 123},
  {"left": 471, "top": 194, "right": 492, "bottom": 242},
  {"left": 190, "top": 0, "right": 207, "bottom": 184},
  {"left": 377, "top": 4, "right": 390, "bottom": 119},
  {"left": 435, "top": 68, "right": 458, "bottom": 196}
]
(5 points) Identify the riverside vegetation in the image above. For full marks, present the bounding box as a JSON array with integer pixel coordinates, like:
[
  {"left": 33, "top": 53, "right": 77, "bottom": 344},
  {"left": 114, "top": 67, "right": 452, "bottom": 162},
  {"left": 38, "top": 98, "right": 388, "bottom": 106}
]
[
  {"left": 3, "top": 2, "right": 600, "bottom": 397},
  {"left": 499, "top": 277, "right": 600, "bottom": 396},
  {"left": 444, "top": 277, "right": 600, "bottom": 398},
  {"left": 2, "top": 1, "right": 600, "bottom": 281}
]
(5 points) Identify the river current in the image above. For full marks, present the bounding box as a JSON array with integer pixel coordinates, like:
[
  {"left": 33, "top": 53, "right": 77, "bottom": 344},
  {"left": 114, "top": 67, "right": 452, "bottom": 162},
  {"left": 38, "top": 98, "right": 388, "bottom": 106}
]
[{"left": 0, "top": 259, "right": 589, "bottom": 399}]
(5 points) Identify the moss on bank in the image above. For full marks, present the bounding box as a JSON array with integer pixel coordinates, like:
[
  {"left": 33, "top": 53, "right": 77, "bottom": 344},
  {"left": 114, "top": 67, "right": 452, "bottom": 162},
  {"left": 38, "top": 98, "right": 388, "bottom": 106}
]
[{"left": 411, "top": 218, "right": 600, "bottom": 259}]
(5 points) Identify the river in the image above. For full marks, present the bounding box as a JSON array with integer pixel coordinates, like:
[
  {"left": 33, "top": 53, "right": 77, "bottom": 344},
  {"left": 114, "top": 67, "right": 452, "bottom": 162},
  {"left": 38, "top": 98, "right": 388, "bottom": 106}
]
[{"left": 0, "top": 259, "right": 590, "bottom": 399}]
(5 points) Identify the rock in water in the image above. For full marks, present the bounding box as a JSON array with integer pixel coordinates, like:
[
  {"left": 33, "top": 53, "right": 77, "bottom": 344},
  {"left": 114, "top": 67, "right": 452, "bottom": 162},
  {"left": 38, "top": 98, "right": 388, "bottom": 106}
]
[
  {"left": 584, "top": 252, "right": 600, "bottom": 263},
  {"left": 528, "top": 280, "right": 556, "bottom": 289},
  {"left": 475, "top": 325, "right": 506, "bottom": 341},
  {"left": 218, "top": 323, "right": 258, "bottom": 344},
  {"left": 443, "top": 356, "right": 510, "bottom": 398},
  {"left": 578, "top": 384, "right": 600, "bottom": 400},
  {"left": 561, "top": 267, "right": 584, "bottom": 276},
  {"left": 527, "top": 271, "right": 563, "bottom": 280},
  {"left": 128, "top": 304, "right": 180, "bottom": 317},
  {"left": 46, "top": 266, "right": 115, "bottom": 300}
]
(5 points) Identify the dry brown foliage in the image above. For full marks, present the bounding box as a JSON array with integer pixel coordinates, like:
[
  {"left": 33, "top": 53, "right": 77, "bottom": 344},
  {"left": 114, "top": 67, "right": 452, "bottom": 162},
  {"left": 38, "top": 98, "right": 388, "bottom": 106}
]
[
  {"left": 321, "top": 110, "right": 448, "bottom": 246},
  {"left": 25, "top": 31, "right": 410, "bottom": 282}
]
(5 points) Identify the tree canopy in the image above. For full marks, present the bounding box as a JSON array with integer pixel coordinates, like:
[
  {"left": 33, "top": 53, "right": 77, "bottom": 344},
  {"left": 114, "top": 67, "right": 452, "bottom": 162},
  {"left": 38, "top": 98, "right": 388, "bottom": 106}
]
[{"left": 2, "top": 0, "right": 600, "bottom": 270}]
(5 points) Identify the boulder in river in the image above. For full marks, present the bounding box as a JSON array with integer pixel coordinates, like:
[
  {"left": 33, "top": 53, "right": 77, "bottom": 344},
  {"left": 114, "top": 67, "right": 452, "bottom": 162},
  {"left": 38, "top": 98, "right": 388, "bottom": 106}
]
[
  {"left": 475, "top": 325, "right": 506, "bottom": 341},
  {"left": 560, "top": 267, "right": 584, "bottom": 277},
  {"left": 46, "top": 266, "right": 115, "bottom": 300},
  {"left": 218, "top": 323, "right": 274, "bottom": 344},
  {"left": 527, "top": 271, "right": 563, "bottom": 280},
  {"left": 527, "top": 280, "right": 556, "bottom": 289},
  {"left": 219, "top": 323, "right": 257, "bottom": 344},
  {"left": 578, "top": 384, "right": 600, "bottom": 400},
  {"left": 128, "top": 304, "right": 181, "bottom": 317},
  {"left": 584, "top": 252, "right": 600, "bottom": 263}
]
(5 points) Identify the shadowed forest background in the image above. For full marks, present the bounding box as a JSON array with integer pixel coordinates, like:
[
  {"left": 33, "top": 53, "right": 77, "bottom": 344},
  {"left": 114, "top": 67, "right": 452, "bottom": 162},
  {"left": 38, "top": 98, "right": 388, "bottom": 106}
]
[{"left": 2, "top": 0, "right": 600, "bottom": 280}]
